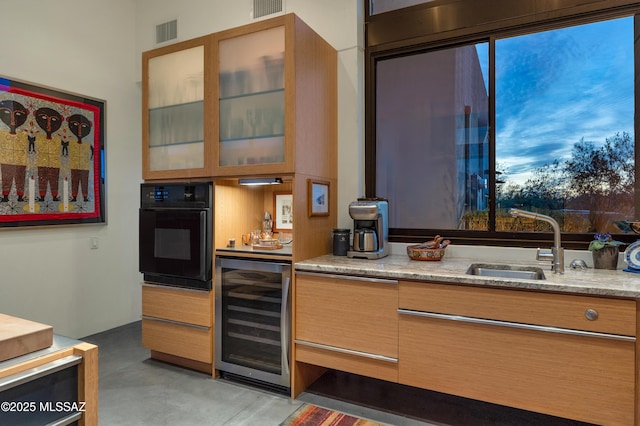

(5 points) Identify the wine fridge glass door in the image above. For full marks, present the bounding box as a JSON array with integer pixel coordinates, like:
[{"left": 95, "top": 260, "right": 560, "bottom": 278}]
[{"left": 215, "top": 257, "right": 291, "bottom": 389}]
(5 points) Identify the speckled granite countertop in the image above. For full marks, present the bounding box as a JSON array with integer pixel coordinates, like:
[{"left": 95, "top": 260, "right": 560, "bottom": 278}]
[{"left": 295, "top": 253, "right": 640, "bottom": 298}]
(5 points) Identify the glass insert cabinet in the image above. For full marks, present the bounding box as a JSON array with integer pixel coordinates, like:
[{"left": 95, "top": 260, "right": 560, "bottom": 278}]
[
  {"left": 218, "top": 26, "right": 285, "bottom": 169},
  {"left": 143, "top": 36, "right": 211, "bottom": 179},
  {"left": 142, "top": 14, "right": 337, "bottom": 179}
]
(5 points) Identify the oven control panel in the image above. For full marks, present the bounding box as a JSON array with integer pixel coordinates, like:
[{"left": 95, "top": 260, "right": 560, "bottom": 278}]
[{"left": 140, "top": 182, "right": 212, "bottom": 208}]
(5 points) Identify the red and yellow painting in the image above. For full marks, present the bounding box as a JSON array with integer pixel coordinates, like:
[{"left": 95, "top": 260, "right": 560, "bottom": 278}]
[{"left": 0, "top": 76, "right": 105, "bottom": 227}]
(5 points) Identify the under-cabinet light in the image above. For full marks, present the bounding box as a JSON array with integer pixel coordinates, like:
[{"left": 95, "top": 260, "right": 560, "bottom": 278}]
[{"left": 238, "top": 178, "right": 283, "bottom": 186}]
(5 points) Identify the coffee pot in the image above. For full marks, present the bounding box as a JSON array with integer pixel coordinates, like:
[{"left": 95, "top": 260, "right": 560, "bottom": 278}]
[
  {"left": 353, "top": 228, "right": 378, "bottom": 252},
  {"left": 347, "top": 198, "right": 389, "bottom": 259}
]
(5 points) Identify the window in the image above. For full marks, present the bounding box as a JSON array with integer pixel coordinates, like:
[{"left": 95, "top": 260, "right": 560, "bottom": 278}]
[
  {"left": 495, "top": 19, "right": 634, "bottom": 234},
  {"left": 366, "top": 0, "right": 638, "bottom": 249}
]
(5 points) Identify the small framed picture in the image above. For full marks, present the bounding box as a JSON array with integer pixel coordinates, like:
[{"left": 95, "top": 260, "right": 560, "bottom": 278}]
[
  {"left": 273, "top": 192, "right": 293, "bottom": 231},
  {"left": 308, "top": 179, "right": 330, "bottom": 217}
]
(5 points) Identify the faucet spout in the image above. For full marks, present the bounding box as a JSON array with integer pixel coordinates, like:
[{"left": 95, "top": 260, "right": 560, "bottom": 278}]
[{"left": 509, "top": 208, "right": 564, "bottom": 274}]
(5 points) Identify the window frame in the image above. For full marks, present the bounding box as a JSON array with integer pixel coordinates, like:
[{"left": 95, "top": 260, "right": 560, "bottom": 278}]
[{"left": 364, "top": 0, "right": 640, "bottom": 249}]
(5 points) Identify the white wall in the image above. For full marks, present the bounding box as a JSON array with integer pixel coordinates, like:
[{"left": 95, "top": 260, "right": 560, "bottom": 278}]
[
  {"left": 0, "top": 0, "right": 363, "bottom": 338},
  {"left": 133, "top": 0, "right": 365, "bottom": 228},
  {"left": 0, "top": 0, "right": 142, "bottom": 338}
]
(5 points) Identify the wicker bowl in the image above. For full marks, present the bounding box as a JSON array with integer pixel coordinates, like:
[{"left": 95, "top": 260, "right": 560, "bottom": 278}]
[{"left": 407, "top": 244, "right": 446, "bottom": 261}]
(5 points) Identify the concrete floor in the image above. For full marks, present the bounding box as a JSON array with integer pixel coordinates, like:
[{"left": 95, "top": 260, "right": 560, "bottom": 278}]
[
  {"left": 82, "top": 321, "right": 435, "bottom": 425},
  {"left": 82, "top": 321, "right": 593, "bottom": 426}
]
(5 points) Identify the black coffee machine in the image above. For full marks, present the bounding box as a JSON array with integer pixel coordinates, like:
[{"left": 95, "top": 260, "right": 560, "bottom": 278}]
[{"left": 347, "top": 198, "right": 389, "bottom": 259}]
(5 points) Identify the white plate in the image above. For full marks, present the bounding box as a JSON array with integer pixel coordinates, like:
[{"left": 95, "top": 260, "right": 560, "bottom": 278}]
[{"left": 624, "top": 240, "right": 640, "bottom": 269}]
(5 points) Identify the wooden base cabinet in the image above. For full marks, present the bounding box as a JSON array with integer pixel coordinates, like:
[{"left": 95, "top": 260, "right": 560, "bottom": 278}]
[
  {"left": 141, "top": 283, "right": 213, "bottom": 373},
  {"left": 294, "top": 272, "right": 399, "bottom": 385},
  {"left": 398, "top": 281, "right": 636, "bottom": 425}
]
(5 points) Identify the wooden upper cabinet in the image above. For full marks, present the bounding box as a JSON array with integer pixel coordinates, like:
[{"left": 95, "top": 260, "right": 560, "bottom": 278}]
[
  {"left": 212, "top": 14, "right": 337, "bottom": 177},
  {"left": 215, "top": 24, "right": 286, "bottom": 174},
  {"left": 142, "top": 14, "right": 337, "bottom": 180},
  {"left": 142, "top": 36, "right": 213, "bottom": 180}
]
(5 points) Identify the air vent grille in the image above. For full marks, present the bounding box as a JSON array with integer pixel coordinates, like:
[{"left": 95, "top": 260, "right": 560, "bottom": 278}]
[
  {"left": 253, "top": 0, "right": 283, "bottom": 19},
  {"left": 156, "top": 19, "right": 178, "bottom": 44}
]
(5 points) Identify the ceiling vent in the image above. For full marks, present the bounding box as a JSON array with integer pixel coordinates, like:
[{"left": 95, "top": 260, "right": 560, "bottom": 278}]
[
  {"left": 253, "top": 0, "right": 283, "bottom": 19},
  {"left": 156, "top": 19, "right": 178, "bottom": 44}
]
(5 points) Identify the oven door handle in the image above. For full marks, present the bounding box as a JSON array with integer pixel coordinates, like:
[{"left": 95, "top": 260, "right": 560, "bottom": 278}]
[{"left": 281, "top": 275, "right": 291, "bottom": 378}]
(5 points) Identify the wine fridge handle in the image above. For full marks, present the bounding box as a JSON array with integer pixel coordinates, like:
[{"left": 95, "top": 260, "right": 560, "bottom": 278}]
[{"left": 281, "top": 275, "right": 291, "bottom": 377}]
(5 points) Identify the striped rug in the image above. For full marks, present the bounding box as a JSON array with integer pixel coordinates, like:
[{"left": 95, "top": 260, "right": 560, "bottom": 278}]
[{"left": 280, "top": 404, "right": 384, "bottom": 426}]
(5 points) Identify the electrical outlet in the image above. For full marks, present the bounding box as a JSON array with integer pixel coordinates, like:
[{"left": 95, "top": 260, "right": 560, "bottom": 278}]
[{"left": 90, "top": 237, "right": 99, "bottom": 249}]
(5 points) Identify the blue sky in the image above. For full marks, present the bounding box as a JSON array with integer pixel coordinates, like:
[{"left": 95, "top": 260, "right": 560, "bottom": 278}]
[{"left": 477, "top": 16, "right": 633, "bottom": 185}]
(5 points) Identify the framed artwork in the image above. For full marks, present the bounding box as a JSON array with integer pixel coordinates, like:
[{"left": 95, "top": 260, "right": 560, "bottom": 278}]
[
  {"left": 0, "top": 76, "right": 106, "bottom": 227},
  {"left": 308, "top": 179, "right": 329, "bottom": 217},
  {"left": 273, "top": 192, "right": 293, "bottom": 231}
]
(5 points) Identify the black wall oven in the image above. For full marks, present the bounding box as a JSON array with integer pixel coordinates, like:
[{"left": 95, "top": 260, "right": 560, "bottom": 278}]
[{"left": 139, "top": 182, "right": 213, "bottom": 290}]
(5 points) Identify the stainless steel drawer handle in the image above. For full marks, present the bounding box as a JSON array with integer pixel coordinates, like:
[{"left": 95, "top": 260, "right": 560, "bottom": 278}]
[
  {"left": 142, "top": 315, "right": 210, "bottom": 330},
  {"left": 295, "top": 339, "right": 398, "bottom": 363},
  {"left": 585, "top": 308, "right": 599, "bottom": 321},
  {"left": 296, "top": 271, "right": 398, "bottom": 285},
  {"left": 0, "top": 355, "right": 82, "bottom": 393},
  {"left": 398, "top": 309, "right": 635, "bottom": 342}
]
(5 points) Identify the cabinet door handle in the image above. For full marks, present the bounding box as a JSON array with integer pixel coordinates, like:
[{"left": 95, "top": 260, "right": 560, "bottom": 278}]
[
  {"left": 398, "top": 309, "right": 635, "bottom": 342},
  {"left": 585, "top": 308, "right": 599, "bottom": 321},
  {"left": 295, "top": 340, "right": 398, "bottom": 363},
  {"left": 142, "top": 315, "right": 210, "bottom": 330},
  {"left": 0, "top": 355, "right": 82, "bottom": 393},
  {"left": 296, "top": 271, "right": 398, "bottom": 285},
  {"left": 281, "top": 276, "right": 291, "bottom": 377}
]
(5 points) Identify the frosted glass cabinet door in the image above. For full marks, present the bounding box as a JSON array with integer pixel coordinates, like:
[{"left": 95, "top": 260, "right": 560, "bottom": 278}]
[
  {"left": 218, "top": 26, "right": 285, "bottom": 168},
  {"left": 148, "top": 45, "right": 204, "bottom": 171}
]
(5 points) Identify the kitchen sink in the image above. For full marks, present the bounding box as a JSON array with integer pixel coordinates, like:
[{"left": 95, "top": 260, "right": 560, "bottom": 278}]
[{"left": 466, "top": 263, "right": 546, "bottom": 280}]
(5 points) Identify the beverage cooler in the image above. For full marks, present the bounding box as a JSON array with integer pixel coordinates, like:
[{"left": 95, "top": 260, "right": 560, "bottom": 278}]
[{"left": 215, "top": 257, "right": 291, "bottom": 390}]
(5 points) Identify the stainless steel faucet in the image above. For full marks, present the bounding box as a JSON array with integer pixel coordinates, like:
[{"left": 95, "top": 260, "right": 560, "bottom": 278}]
[{"left": 509, "top": 208, "right": 564, "bottom": 274}]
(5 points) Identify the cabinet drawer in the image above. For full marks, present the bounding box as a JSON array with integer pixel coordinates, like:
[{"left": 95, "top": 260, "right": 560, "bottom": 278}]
[
  {"left": 142, "top": 284, "right": 212, "bottom": 327},
  {"left": 295, "top": 341, "right": 398, "bottom": 383},
  {"left": 142, "top": 318, "right": 212, "bottom": 364},
  {"left": 399, "top": 314, "right": 635, "bottom": 425},
  {"left": 296, "top": 273, "right": 398, "bottom": 358},
  {"left": 399, "top": 281, "right": 635, "bottom": 336}
]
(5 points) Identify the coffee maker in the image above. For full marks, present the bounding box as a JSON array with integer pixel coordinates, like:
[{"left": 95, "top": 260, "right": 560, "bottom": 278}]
[{"left": 347, "top": 198, "right": 389, "bottom": 259}]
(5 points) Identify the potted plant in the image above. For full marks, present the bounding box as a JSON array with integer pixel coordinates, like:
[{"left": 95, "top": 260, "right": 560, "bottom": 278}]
[{"left": 588, "top": 232, "right": 624, "bottom": 270}]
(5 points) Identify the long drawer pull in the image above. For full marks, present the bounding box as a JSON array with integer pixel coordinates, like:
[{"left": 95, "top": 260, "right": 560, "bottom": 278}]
[
  {"left": 142, "top": 315, "right": 210, "bottom": 331},
  {"left": 295, "top": 339, "right": 398, "bottom": 363},
  {"left": 295, "top": 271, "right": 398, "bottom": 285},
  {"left": 0, "top": 355, "right": 82, "bottom": 393},
  {"left": 398, "top": 309, "right": 636, "bottom": 342},
  {"left": 47, "top": 411, "right": 84, "bottom": 426}
]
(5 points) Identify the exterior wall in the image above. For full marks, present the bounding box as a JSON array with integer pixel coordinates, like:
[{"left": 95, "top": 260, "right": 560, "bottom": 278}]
[{"left": 376, "top": 46, "right": 487, "bottom": 229}]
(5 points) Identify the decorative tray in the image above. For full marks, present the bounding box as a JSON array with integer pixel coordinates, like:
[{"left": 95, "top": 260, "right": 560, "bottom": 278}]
[{"left": 252, "top": 243, "right": 284, "bottom": 250}]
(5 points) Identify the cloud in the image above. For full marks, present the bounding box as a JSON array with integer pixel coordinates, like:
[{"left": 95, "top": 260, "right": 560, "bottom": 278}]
[{"left": 494, "top": 17, "right": 633, "bottom": 184}]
